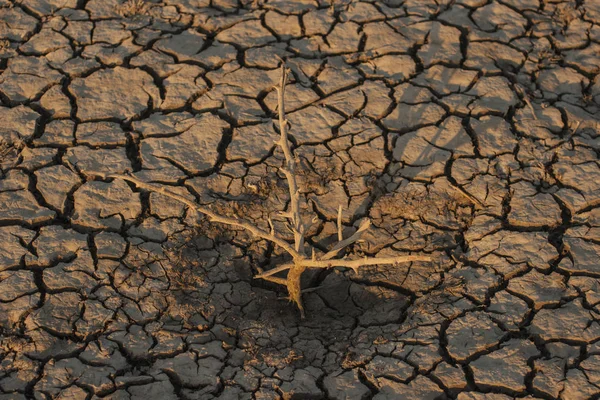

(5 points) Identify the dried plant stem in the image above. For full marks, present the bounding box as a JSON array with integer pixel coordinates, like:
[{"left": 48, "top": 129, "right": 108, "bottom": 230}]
[
  {"left": 90, "top": 61, "right": 433, "bottom": 319},
  {"left": 274, "top": 63, "right": 310, "bottom": 317},
  {"left": 255, "top": 263, "right": 295, "bottom": 278},
  {"left": 93, "top": 173, "right": 300, "bottom": 259},
  {"left": 301, "top": 255, "right": 432, "bottom": 271},
  {"left": 255, "top": 254, "right": 431, "bottom": 278},
  {"left": 337, "top": 205, "right": 343, "bottom": 242},
  {"left": 276, "top": 64, "right": 305, "bottom": 256},
  {"left": 321, "top": 219, "right": 370, "bottom": 261}
]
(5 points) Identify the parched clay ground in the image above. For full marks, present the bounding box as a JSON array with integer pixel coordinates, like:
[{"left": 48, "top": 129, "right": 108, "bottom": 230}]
[{"left": 1, "top": 0, "right": 600, "bottom": 399}]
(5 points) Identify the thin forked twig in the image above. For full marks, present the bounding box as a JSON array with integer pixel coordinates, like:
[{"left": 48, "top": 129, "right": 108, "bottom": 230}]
[
  {"left": 92, "top": 172, "right": 300, "bottom": 259},
  {"left": 275, "top": 64, "right": 305, "bottom": 257},
  {"left": 337, "top": 205, "right": 343, "bottom": 242},
  {"left": 300, "top": 255, "right": 433, "bottom": 272}
]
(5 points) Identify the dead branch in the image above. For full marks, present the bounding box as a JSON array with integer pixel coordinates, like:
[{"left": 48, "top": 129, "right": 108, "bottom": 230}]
[
  {"left": 276, "top": 64, "right": 305, "bottom": 256},
  {"left": 88, "top": 61, "right": 434, "bottom": 319},
  {"left": 322, "top": 219, "right": 371, "bottom": 261},
  {"left": 254, "top": 254, "right": 431, "bottom": 279},
  {"left": 254, "top": 262, "right": 295, "bottom": 280},
  {"left": 337, "top": 205, "right": 343, "bottom": 242},
  {"left": 93, "top": 172, "right": 300, "bottom": 259},
  {"left": 301, "top": 255, "right": 433, "bottom": 272}
]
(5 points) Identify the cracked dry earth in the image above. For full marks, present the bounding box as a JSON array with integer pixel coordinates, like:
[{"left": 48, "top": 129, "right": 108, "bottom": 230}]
[{"left": 2, "top": 0, "right": 600, "bottom": 399}]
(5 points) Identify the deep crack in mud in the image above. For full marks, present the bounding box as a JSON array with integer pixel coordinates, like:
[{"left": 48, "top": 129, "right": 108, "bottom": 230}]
[{"left": 1, "top": 0, "right": 600, "bottom": 399}]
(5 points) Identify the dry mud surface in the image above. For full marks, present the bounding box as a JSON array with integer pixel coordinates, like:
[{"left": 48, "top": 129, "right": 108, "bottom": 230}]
[{"left": 1, "top": 0, "right": 600, "bottom": 399}]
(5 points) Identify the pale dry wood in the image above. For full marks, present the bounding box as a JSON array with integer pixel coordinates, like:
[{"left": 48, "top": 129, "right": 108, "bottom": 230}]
[
  {"left": 274, "top": 63, "right": 309, "bottom": 316},
  {"left": 451, "top": 185, "right": 485, "bottom": 208},
  {"left": 89, "top": 61, "right": 434, "bottom": 318},
  {"left": 260, "top": 275, "right": 288, "bottom": 285},
  {"left": 301, "top": 255, "right": 432, "bottom": 272},
  {"left": 275, "top": 63, "right": 305, "bottom": 256},
  {"left": 321, "top": 219, "right": 371, "bottom": 261},
  {"left": 254, "top": 262, "right": 295, "bottom": 279},
  {"left": 92, "top": 172, "right": 300, "bottom": 259},
  {"left": 337, "top": 205, "right": 343, "bottom": 242},
  {"left": 255, "top": 254, "right": 432, "bottom": 278}
]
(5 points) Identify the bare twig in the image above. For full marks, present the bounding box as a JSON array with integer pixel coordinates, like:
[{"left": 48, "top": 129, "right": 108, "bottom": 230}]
[
  {"left": 301, "top": 255, "right": 432, "bottom": 272},
  {"left": 322, "top": 219, "right": 371, "bottom": 261},
  {"left": 275, "top": 64, "right": 305, "bottom": 256},
  {"left": 93, "top": 172, "right": 300, "bottom": 259},
  {"left": 254, "top": 254, "right": 432, "bottom": 278},
  {"left": 571, "top": 120, "right": 581, "bottom": 136},
  {"left": 259, "top": 275, "right": 288, "bottom": 286},
  {"left": 337, "top": 205, "right": 343, "bottom": 242},
  {"left": 87, "top": 61, "right": 434, "bottom": 319},
  {"left": 254, "top": 262, "right": 295, "bottom": 279}
]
